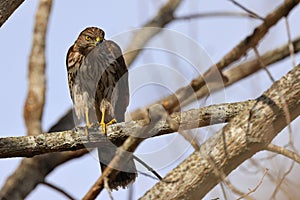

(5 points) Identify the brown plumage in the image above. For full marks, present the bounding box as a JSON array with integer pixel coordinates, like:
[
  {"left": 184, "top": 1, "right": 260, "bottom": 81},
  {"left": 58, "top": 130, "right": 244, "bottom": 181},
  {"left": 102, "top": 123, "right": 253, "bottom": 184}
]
[{"left": 66, "top": 27, "right": 137, "bottom": 189}]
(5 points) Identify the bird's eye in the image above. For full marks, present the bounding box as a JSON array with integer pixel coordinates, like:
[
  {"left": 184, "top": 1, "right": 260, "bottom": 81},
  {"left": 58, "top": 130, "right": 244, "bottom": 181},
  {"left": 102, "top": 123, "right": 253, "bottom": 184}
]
[{"left": 85, "top": 36, "right": 91, "bottom": 41}]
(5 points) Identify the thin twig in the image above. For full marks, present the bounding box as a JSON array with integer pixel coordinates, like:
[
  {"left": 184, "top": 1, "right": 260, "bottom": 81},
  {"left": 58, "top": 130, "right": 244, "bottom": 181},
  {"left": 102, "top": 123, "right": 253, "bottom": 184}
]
[
  {"left": 228, "top": 0, "right": 264, "bottom": 20},
  {"left": 254, "top": 46, "right": 297, "bottom": 155},
  {"left": 284, "top": 17, "right": 296, "bottom": 67},
  {"left": 223, "top": 179, "right": 254, "bottom": 200},
  {"left": 249, "top": 158, "right": 290, "bottom": 198},
  {"left": 41, "top": 181, "right": 76, "bottom": 200},
  {"left": 133, "top": 155, "right": 162, "bottom": 180},
  {"left": 237, "top": 169, "right": 268, "bottom": 200},
  {"left": 253, "top": 47, "right": 276, "bottom": 82},
  {"left": 174, "top": 11, "right": 263, "bottom": 20},
  {"left": 271, "top": 161, "right": 295, "bottom": 199},
  {"left": 220, "top": 182, "right": 228, "bottom": 200}
]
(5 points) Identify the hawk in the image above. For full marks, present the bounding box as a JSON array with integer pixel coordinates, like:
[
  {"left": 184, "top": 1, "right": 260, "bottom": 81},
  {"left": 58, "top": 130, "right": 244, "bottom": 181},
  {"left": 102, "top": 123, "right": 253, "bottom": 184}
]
[{"left": 66, "top": 27, "right": 137, "bottom": 189}]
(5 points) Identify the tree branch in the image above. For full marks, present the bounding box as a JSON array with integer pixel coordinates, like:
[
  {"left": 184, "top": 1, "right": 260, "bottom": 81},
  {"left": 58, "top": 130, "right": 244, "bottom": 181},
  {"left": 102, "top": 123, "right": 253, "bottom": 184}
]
[
  {"left": 140, "top": 63, "right": 300, "bottom": 199},
  {"left": 146, "top": 0, "right": 300, "bottom": 114},
  {"left": 265, "top": 143, "right": 300, "bottom": 165},
  {"left": 24, "top": 0, "right": 52, "bottom": 136},
  {"left": 131, "top": 35, "right": 300, "bottom": 119},
  {"left": 0, "top": 101, "right": 251, "bottom": 159}
]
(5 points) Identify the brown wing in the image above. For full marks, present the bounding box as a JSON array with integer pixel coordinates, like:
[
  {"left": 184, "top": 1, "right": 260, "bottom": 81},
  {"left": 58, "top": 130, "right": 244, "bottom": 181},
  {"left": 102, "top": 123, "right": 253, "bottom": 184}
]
[
  {"left": 105, "top": 40, "right": 129, "bottom": 122},
  {"left": 86, "top": 40, "right": 128, "bottom": 123},
  {"left": 66, "top": 45, "right": 85, "bottom": 101}
]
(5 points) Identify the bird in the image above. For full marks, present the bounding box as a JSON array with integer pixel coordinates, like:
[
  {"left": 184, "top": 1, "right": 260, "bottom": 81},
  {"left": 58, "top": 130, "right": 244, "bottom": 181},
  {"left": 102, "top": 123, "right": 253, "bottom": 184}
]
[{"left": 66, "top": 27, "right": 137, "bottom": 189}]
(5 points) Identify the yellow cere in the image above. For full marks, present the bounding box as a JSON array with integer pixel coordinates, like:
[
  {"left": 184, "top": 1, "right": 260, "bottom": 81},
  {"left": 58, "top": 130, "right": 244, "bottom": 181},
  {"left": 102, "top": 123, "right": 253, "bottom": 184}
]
[{"left": 96, "top": 37, "right": 101, "bottom": 42}]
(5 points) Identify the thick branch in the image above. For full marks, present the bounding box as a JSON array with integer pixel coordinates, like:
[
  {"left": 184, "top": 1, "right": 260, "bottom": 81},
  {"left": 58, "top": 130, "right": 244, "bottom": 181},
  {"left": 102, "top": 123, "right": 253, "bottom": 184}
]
[
  {"left": 141, "top": 64, "right": 300, "bottom": 199},
  {"left": 0, "top": 102, "right": 251, "bottom": 159},
  {"left": 0, "top": 0, "right": 24, "bottom": 27}
]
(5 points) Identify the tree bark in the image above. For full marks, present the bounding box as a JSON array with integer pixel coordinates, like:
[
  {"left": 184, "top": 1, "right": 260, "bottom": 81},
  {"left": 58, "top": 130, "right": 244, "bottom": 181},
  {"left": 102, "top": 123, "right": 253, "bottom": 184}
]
[{"left": 141, "top": 64, "right": 300, "bottom": 199}]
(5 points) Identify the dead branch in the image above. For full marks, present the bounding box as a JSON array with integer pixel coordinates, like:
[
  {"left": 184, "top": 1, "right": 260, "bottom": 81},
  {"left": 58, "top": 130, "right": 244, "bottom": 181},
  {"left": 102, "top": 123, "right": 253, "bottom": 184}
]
[
  {"left": 236, "top": 169, "right": 268, "bottom": 200},
  {"left": 141, "top": 0, "right": 300, "bottom": 114},
  {"left": 174, "top": 11, "right": 263, "bottom": 20},
  {"left": 265, "top": 144, "right": 300, "bottom": 165},
  {"left": 0, "top": 0, "right": 24, "bottom": 27},
  {"left": 23, "top": 0, "right": 52, "bottom": 136},
  {"left": 41, "top": 181, "right": 76, "bottom": 200},
  {"left": 140, "top": 63, "right": 300, "bottom": 199},
  {"left": 0, "top": 101, "right": 251, "bottom": 159},
  {"left": 173, "top": 36, "right": 300, "bottom": 112},
  {"left": 228, "top": 0, "right": 264, "bottom": 20}
]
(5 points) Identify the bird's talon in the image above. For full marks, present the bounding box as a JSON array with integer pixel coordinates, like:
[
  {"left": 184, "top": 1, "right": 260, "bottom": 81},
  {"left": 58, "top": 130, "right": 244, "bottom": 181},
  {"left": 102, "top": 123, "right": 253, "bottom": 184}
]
[{"left": 99, "top": 119, "right": 116, "bottom": 135}]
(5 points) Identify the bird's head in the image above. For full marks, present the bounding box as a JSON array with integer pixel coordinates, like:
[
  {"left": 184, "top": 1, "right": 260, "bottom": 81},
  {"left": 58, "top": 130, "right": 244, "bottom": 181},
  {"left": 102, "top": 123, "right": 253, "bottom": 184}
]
[{"left": 74, "top": 27, "right": 105, "bottom": 55}]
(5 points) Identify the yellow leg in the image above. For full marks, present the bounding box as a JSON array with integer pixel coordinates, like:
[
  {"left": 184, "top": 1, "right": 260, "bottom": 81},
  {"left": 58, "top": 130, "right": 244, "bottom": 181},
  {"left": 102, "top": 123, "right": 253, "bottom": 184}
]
[
  {"left": 85, "top": 110, "right": 92, "bottom": 138},
  {"left": 100, "top": 108, "right": 116, "bottom": 134}
]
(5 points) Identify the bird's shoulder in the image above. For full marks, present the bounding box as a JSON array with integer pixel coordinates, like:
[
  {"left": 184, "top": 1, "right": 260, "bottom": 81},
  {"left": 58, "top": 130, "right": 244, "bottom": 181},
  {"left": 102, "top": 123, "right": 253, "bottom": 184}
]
[{"left": 103, "top": 40, "right": 123, "bottom": 59}]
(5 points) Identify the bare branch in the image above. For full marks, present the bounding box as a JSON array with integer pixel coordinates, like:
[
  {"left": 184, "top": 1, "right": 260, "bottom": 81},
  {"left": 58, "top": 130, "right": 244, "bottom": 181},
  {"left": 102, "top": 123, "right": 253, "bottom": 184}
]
[
  {"left": 140, "top": 63, "right": 300, "bottom": 199},
  {"left": 236, "top": 169, "right": 268, "bottom": 200},
  {"left": 0, "top": 0, "right": 24, "bottom": 27},
  {"left": 41, "top": 181, "right": 76, "bottom": 200},
  {"left": 133, "top": 155, "right": 162, "bottom": 180},
  {"left": 284, "top": 17, "right": 296, "bottom": 67},
  {"left": 23, "top": 0, "right": 52, "bottom": 136},
  {"left": 174, "top": 36, "right": 300, "bottom": 112},
  {"left": 228, "top": 0, "right": 264, "bottom": 20},
  {"left": 265, "top": 144, "right": 300, "bottom": 165},
  {"left": 174, "top": 11, "right": 263, "bottom": 20},
  {"left": 271, "top": 161, "right": 295, "bottom": 199},
  {"left": 223, "top": 178, "right": 254, "bottom": 200},
  {"left": 147, "top": 0, "right": 300, "bottom": 114},
  {"left": 0, "top": 101, "right": 251, "bottom": 158}
]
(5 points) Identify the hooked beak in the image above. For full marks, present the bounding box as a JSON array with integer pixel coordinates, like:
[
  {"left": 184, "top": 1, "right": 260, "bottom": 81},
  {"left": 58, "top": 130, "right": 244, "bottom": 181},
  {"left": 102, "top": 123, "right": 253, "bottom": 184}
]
[{"left": 93, "top": 37, "right": 103, "bottom": 46}]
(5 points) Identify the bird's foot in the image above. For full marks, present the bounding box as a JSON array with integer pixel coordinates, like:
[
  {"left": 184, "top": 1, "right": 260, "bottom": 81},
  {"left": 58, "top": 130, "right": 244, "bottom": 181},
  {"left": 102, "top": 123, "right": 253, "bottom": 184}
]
[{"left": 100, "top": 119, "right": 116, "bottom": 135}]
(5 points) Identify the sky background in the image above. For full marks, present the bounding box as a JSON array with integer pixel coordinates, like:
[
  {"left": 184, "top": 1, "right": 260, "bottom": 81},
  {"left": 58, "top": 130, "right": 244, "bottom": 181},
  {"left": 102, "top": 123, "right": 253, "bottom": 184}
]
[{"left": 1, "top": 0, "right": 300, "bottom": 199}]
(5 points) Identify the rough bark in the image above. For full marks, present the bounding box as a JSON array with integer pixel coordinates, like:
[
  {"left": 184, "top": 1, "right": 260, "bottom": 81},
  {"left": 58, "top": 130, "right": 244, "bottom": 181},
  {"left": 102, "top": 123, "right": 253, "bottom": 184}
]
[
  {"left": 141, "top": 64, "right": 300, "bottom": 200},
  {"left": 0, "top": 102, "right": 251, "bottom": 159}
]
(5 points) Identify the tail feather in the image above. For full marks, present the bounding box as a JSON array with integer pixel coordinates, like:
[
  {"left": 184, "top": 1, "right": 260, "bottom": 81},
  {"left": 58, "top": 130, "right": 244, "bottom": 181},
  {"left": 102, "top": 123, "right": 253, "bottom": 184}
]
[{"left": 97, "top": 145, "right": 137, "bottom": 190}]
